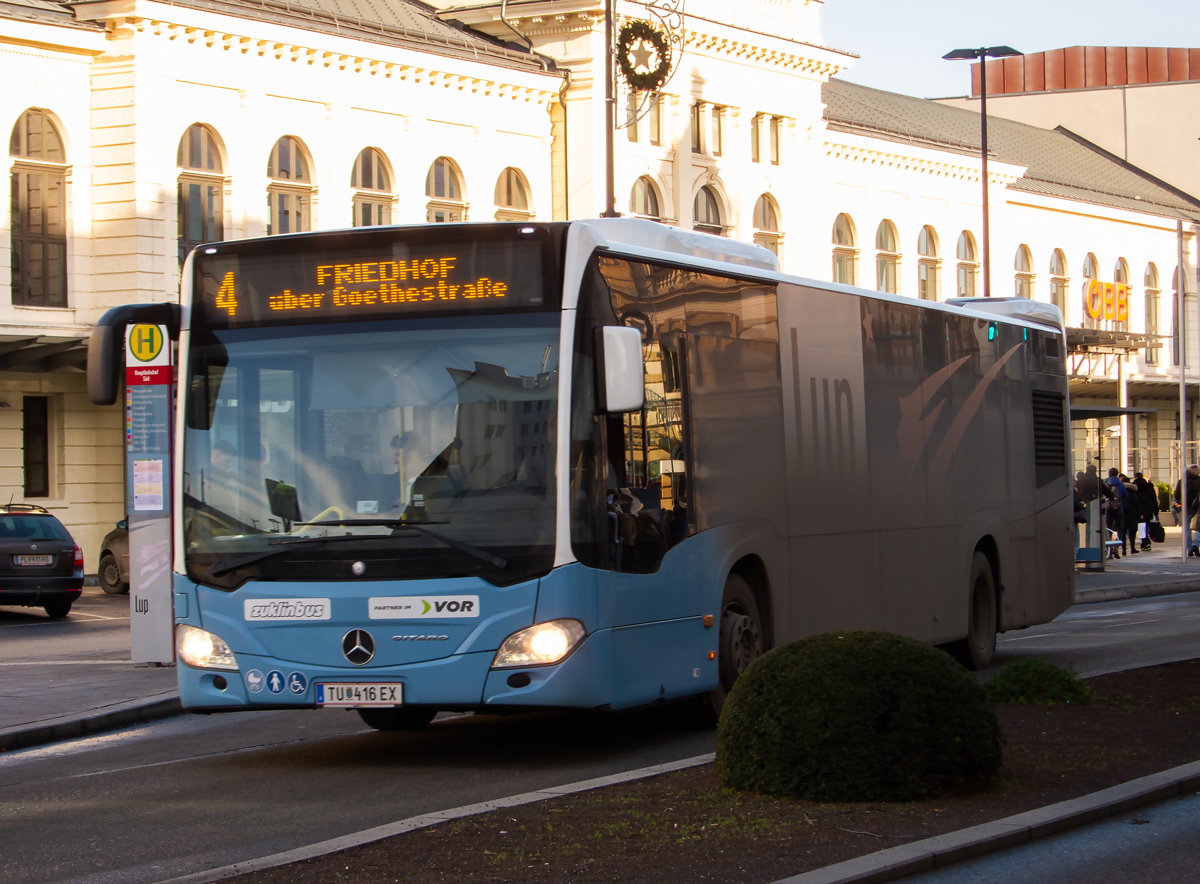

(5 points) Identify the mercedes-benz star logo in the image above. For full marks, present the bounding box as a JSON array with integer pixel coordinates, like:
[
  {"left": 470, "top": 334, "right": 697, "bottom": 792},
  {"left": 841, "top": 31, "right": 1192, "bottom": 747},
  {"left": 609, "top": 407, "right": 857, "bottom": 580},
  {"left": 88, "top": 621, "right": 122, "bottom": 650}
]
[{"left": 342, "top": 629, "right": 375, "bottom": 665}]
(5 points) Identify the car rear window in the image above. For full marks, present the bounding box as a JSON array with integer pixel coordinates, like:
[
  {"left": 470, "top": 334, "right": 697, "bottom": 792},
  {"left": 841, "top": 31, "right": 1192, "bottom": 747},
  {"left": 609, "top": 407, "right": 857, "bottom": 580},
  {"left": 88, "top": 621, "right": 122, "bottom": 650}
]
[{"left": 0, "top": 515, "right": 69, "bottom": 541}]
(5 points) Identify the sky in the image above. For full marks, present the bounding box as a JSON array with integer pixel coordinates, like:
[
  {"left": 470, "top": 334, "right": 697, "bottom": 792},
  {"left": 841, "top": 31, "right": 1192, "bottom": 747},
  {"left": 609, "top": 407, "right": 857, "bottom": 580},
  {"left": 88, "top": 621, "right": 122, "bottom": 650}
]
[{"left": 821, "top": 0, "right": 1200, "bottom": 99}]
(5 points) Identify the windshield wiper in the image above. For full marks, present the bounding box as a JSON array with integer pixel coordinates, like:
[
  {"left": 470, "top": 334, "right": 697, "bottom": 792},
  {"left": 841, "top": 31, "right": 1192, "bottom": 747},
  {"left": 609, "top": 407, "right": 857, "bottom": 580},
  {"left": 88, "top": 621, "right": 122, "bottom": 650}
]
[
  {"left": 302, "top": 519, "right": 508, "bottom": 568},
  {"left": 208, "top": 534, "right": 391, "bottom": 577}
]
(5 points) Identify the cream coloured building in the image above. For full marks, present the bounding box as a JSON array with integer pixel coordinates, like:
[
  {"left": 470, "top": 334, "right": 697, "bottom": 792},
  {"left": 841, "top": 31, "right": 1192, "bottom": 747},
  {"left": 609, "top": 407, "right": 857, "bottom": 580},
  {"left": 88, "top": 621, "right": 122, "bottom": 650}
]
[{"left": 3, "top": 0, "right": 1199, "bottom": 569}]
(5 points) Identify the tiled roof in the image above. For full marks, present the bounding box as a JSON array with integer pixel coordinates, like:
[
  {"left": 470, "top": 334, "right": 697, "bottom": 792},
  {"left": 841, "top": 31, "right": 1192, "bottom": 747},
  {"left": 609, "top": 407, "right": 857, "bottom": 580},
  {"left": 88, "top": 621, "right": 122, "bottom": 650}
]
[
  {"left": 823, "top": 78, "right": 1200, "bottom": 222},
  {"left": 59, "top": 0, "right": 556, "bottom": 72},
  {"left": 0, "top": 0, "right": 100, "bottom": 30}
]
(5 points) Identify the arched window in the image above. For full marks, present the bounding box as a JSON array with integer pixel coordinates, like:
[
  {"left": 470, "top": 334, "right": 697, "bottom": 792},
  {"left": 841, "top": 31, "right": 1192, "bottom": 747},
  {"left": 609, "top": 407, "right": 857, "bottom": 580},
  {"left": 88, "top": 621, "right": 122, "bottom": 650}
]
[
  {"left": 1145, "top": 263, "right": 1159, "bottom": 365},
  {"left": 351, "top": 147, "right": 392, "bottom": 227},
  {"left": 1049, "top": 249, "right": 1068, "bottom": 321},
  {"left": 956, "top": 231, "right": 978, "bottom": 297},
  {"left": 692, "top": 185, "right": 722, "bottom": 235},
  {"left": 266, "top": 136, "right": 313, "bottom": 235},
  {"left": 426, "top": 157, "right": 465, "bottom": 223},
  {"left": 1082, "top": 253, "right": 1099, "bottom": 330},
  {"left": 832, "top": 213, "right": 856, "bottom": 285},
  {"left": 917, "top": 225, "right": 938, "bottom": 301},
  {"left": 494, "top": 167, "right": 532, "bottom": 221},
  {"left": 752, "top": 194, "right": 781, "bottom": 256},
  {"left": 629, "top": 176, "right": 660, "bottom": 219},
  {"left": 177, "top": 124, "right": 224, "bottom": 267},
  {"left": 875, "top": 220, "right": 899, "bottom": 294},
  {"left": 1014, "top": 244, "right": 1033, "bottom": 298},
  {"left": 10, "top": 108, "right": 67, "bottom": 306}
]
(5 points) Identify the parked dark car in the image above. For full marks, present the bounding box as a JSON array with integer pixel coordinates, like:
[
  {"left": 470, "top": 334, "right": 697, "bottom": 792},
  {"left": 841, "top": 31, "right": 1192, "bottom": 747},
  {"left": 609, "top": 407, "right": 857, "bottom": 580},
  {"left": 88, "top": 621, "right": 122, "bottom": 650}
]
[
  {"left": 98, "top": 519, "right": 129, "bottom": 595},
  {"left": 0, "top": 504, "right": 84, "bottom": 619}
]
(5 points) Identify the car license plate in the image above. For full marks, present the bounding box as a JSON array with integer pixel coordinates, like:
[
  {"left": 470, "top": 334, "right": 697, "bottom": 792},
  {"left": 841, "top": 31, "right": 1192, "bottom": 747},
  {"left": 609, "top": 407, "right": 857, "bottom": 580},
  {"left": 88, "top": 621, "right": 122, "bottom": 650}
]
[
  {"left": 316, "top": 682, "right": 403, "bottom": 707},
  {"left": 15, "top": 555, "right": 54, "bottom": 566}
]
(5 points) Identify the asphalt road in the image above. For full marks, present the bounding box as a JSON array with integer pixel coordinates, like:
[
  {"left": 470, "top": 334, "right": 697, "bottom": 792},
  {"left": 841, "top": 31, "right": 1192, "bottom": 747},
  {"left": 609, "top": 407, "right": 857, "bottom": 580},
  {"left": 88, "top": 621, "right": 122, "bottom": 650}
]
[
  {"left": 0, "top": 696, "right": 716, "bottom": 884},
  {"left": 1, "top": 590, "right": 1198, "bottom": 884},
  {"left": 0, "top": 586, "right": 132, "bottom": 662},
  {"left": 989, "top": 590, "right": 1200, "bottom": 678}
]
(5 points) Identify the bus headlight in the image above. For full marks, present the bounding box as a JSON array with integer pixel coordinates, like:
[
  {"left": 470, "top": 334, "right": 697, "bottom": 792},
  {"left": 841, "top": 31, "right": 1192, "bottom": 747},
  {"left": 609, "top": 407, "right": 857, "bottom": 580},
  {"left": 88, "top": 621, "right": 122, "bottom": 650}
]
[
  {"left": 176, "top": 624, "right": 238, "bottom": 671},
  {"left": 492, "top": 619, "right": 586, "bottom": 668}
]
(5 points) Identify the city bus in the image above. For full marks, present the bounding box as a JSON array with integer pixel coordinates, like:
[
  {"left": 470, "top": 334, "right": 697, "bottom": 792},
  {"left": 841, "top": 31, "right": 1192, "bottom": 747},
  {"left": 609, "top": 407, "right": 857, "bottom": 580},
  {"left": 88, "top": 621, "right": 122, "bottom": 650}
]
[{"left": 88, "top": 219, "right": 1074, "bottom": 729}]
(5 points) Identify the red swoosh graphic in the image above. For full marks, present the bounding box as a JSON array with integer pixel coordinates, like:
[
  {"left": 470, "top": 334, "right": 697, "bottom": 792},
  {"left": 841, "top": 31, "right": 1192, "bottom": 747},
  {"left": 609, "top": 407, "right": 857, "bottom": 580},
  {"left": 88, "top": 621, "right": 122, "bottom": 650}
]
[
  {"left": 930, "top": 343, "right": 1024, "bottom": 483},
  {"left": 894, "top": 355, "right": 970, "bottom": 482}
]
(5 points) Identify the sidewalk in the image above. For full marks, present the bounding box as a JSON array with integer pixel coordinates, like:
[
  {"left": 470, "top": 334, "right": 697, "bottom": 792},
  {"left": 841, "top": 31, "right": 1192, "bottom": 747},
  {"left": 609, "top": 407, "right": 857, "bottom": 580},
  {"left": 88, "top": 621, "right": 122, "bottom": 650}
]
[{"left": 1074, "top": 524, "right": 1200, "bottom": 603}]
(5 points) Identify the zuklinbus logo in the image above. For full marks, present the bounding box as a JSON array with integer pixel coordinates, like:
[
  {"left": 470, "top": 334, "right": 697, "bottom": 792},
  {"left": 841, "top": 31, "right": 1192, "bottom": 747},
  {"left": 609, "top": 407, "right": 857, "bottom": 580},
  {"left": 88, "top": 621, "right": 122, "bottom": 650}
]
[{"left": 243, "top": 598, "right": 331, "bottom": 621}]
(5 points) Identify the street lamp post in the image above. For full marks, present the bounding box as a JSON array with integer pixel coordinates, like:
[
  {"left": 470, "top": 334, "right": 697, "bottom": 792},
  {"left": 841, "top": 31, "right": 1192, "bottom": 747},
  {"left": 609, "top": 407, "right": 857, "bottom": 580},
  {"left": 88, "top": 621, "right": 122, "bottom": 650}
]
[
  {"left": 602, "top": 0, "right": 618, "bottom": 217},
  {"left": 943, "top": 46, "right": 1022, "bottom": 298}
]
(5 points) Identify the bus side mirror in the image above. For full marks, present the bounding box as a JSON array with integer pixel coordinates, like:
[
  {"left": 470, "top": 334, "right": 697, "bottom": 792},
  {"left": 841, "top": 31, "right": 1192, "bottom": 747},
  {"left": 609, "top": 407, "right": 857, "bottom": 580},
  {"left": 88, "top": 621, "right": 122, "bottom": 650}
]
[
  {"left": 596, "top": 326, "right": 644, "bottom": 414},
  {"left": 87, "top": 322, "right": 121, "bottom": 406}
]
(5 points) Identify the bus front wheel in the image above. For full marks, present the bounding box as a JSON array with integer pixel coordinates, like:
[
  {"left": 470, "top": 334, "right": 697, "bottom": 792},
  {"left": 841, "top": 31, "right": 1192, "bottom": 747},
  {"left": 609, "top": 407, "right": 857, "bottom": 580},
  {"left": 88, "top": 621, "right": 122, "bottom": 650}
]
[
  {"left": 356, "top": 706, "right": 438, "bottom": 731},
  {"left": 706, "top": 573, "right": 764, "bottom": 720},
  {"left": 950, "top": 551, "right": 997, "bottom": 670}
]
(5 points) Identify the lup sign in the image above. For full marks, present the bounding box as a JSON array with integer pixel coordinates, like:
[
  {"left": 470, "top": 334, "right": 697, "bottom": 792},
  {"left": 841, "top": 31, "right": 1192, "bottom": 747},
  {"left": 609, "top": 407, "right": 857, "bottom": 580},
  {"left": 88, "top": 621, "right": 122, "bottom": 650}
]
[{"left": 1082, "top": 278, "right": 1130, "bottom": 324}]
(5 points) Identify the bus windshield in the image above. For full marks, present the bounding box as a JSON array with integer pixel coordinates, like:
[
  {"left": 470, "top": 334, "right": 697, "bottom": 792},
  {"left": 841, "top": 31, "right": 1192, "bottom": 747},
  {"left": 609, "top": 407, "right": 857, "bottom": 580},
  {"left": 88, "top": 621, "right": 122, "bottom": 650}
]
[{"left": 182, "top": 313, "right": 559, "bottom": 589}]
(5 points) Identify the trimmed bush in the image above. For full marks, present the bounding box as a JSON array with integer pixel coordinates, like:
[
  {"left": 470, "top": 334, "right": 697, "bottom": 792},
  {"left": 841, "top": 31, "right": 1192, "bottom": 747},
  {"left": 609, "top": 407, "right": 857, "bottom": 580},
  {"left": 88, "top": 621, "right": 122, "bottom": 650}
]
[
  {"left": 986, "top": 658, "right": 1094, "bottom": 706},
  {"left": 716, "top": 631, "right": 1003, "bottom": 802}
]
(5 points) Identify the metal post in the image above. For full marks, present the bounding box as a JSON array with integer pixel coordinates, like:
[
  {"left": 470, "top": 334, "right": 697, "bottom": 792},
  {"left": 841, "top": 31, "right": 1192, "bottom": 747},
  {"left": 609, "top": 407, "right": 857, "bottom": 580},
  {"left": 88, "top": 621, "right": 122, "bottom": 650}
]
[
  {"left": 1178, "top": 220, "right": 1188, "bottom": 560},
  {"left": 979, "top": 56, "right": 991, "bottom": 298}
]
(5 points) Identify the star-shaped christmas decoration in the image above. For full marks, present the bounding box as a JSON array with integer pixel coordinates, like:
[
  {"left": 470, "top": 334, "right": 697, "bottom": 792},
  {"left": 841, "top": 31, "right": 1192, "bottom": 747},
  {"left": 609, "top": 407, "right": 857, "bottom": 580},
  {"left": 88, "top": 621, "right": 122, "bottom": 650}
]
[{"left": 629, "top": 39, "right": 656, "bottom": 74}]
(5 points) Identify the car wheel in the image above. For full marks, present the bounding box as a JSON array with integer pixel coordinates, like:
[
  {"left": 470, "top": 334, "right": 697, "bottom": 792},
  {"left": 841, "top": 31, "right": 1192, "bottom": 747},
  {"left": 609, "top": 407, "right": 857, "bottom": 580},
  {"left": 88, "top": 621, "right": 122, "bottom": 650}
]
[
  {"left": 356, "top": 707, "right": 438, "bottom": 731},
  {"left": 44, "top": 601, "right": 72, "bottom": 620},
  {"left": 98, "top": 553, "right": 128, "bottom": 595}
]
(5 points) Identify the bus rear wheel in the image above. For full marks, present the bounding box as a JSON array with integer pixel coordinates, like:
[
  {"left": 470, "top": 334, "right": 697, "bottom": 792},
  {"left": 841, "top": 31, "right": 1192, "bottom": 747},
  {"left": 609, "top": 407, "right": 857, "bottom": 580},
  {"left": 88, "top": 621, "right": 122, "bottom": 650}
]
[
  {"left": 950, "top": 551, "right": 997, "bottom": 670},
  {"left": 705, "top": 573, "right": 764, "bottom": 721},
  {"left": 356, "top": 706, "right": 438, "bottom": 731}
]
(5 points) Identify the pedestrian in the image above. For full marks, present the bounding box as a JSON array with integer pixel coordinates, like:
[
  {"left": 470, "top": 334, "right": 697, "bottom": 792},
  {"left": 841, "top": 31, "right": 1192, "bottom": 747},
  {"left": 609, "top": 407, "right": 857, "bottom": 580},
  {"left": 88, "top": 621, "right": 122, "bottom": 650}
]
[
  {"left": 1133, "top": 471, "right": 1159, "bottom": 550},
  {"left": 1073, "top": 490, "right": 1088, "bottom": 551},
  {"left": 1172, "top": 464, "right": 1200, "bottom": 556},
  {"left": 1103, "top": 468, "right": 1126, "bottom": 559},
  {"left": 1077, "top": 464, "right": 1102, "bottom": 505},
  {"left": 1120, "top": 473, "right": 1141, "bottom": 556}
]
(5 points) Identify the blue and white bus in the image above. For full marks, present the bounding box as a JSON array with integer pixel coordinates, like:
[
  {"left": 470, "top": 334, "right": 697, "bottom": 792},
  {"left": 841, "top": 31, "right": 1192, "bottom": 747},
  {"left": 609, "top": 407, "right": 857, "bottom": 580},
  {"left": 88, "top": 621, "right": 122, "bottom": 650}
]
[{"left": 88, "top": 220, "right": 1074, "bottom": 728}]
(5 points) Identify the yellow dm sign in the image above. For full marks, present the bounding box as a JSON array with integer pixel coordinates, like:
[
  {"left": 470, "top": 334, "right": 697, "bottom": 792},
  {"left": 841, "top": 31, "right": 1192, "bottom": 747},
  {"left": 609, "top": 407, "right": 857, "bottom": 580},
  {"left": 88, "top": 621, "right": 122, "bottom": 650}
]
[{"left": 127, "top": 324, "right": 165, "bottom": 364}]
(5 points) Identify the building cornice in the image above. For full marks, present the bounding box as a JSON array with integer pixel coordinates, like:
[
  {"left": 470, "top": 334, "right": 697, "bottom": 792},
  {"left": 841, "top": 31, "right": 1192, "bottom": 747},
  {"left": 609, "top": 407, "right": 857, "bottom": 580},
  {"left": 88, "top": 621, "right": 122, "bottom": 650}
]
[
  {"left": 825, "top": 130, "right": 1026, "bottom": 186},
  {"left": 442, "top": 0, "right": 853, "bottom": 79},
  {"left": 72, "top": 0, "right": 561, "bottom": 105},
  {"left": 0, "top": 16, "right": 107, "bottom": 55}
]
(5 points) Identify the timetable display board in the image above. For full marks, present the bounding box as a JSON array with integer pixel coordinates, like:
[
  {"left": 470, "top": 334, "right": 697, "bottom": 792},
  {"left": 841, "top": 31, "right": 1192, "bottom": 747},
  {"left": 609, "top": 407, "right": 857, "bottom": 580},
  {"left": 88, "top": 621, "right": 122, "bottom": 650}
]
[{"left": 191, "top": 227, "right": 556, "bottom": 328}]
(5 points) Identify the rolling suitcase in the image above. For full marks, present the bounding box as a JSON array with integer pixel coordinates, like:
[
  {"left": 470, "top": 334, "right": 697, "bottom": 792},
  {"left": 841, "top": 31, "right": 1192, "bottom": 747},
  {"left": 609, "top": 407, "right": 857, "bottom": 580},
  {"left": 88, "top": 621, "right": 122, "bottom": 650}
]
[{"left": 1148, "top": 520, "right": 1166, "bottom": 544}]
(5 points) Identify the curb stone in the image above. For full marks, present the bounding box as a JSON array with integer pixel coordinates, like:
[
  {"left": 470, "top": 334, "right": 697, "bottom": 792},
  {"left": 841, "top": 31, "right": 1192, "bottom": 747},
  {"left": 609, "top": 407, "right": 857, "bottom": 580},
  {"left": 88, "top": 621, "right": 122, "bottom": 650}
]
[
  {"left": 0, "top": 692, "right": 182, "bottom": 752},
  {"left": 1073, "top": 577, "right": 1200, "bottom": 605},
  {"left": 770, "top": 759, "right": 1200, "bottom": 884}
]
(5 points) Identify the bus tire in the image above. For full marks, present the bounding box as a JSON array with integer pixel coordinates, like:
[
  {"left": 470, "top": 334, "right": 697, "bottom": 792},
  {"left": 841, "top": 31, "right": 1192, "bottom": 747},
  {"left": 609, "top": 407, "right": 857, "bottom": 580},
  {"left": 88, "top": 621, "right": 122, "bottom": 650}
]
[
  {"left": 705, "top": 573, "right": 764, "bottom": 722},
  {"left": 356, "top": 707, "right": 438, "bottom": 731},
  {"left": 950, "top": 551, "right": 997, "bottom": 670}
]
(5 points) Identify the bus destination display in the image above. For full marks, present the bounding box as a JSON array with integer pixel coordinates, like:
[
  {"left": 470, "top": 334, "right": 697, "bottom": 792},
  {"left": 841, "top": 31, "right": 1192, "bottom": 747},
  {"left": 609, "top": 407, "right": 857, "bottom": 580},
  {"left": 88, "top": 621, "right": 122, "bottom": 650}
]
[{"left": 193, "top": 236, "right": 547, "bottom": 327}]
